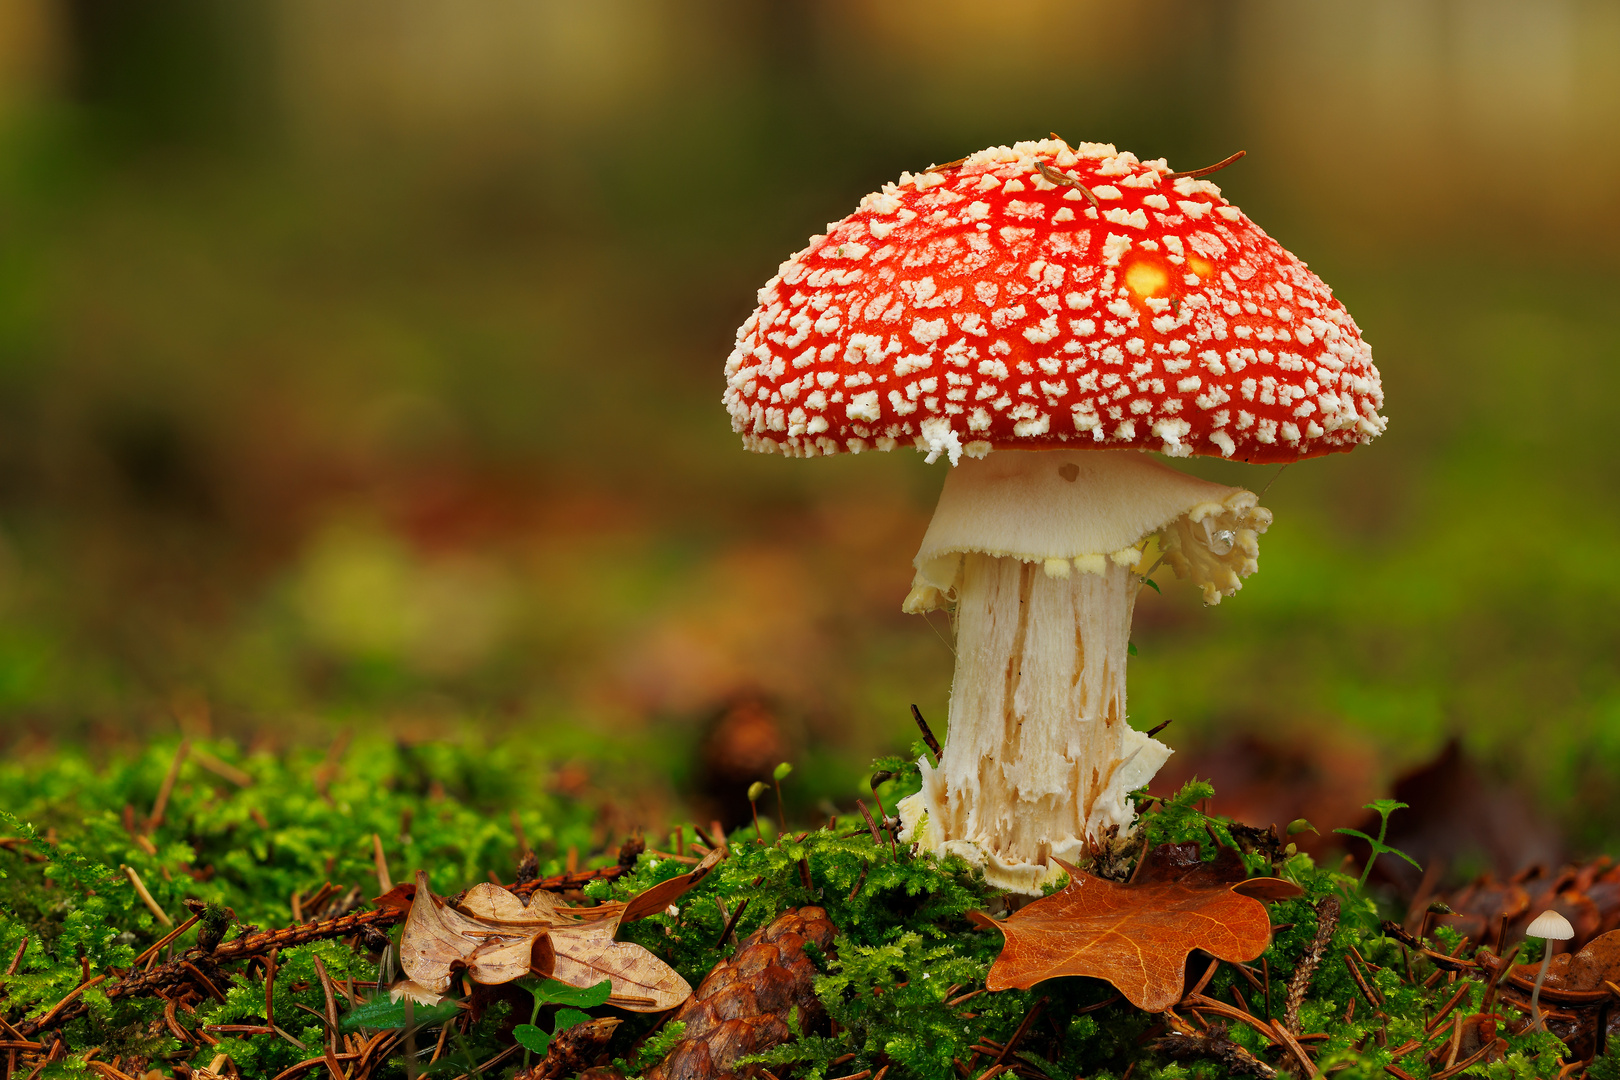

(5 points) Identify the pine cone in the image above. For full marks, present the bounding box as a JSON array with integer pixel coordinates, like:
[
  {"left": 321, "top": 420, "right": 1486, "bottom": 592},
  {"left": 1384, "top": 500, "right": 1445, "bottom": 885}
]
[
  {"left": 644, "top": 906, "right": 838, "bottom": 1080},
  {"left": 514, "top": 1018, "right": 623, "bottom": 1080}
]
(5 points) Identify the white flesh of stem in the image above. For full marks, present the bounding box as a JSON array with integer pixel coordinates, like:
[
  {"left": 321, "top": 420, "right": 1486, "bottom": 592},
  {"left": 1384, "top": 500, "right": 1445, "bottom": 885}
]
[{"left": 898, "top": 449, "right": 1268, "bottom": 893}]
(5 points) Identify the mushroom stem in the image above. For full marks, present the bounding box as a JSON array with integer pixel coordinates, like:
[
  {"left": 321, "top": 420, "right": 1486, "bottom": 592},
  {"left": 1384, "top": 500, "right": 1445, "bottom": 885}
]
[
  {"left": 937, "top": 551, "right": 1150, "bottom": 868},
  {"left": 1529, "top": 947, "right": 1553, "bottom": 1031},
  {"left": 896, "top": 449, "right": 1270, "bottom": 894}
]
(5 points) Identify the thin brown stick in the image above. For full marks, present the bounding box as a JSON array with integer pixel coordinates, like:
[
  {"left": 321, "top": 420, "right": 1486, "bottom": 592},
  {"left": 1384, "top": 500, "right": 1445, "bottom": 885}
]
[
  {"left": 509, "top": 810, "right": 528, "bottom": 858},
  {"left": 1481, "top": 943, "right": 1520, "bottom": 1013},
  {"left": 1033, "top": 160, "right": 1100, "bottom": 208},
  {"left": 1231, "top": 963, "right": 1265, "bottom": 997},
  {"left": 129, "top": 913, "right": 201, "bottom": 970},
  {"left": 910, "top": 704, "right": 943, "bottom": 764},
  {"left": 848, "top": 862, "right": 869, "bottom": 901},
  {"left": 162, "top": 997, "right": 190, "bottom": 1044},
  {"left": 447, "top": 1042, "right": 519, "bottom": 1080},
  {"left": 1383, "top": 1034, "right": 1424, "bottom": 1060},
  {"left": 267, "top": 1053, "right": 357, "bottom": 1080},
  {"left": 1424, "top": 980, "right": 1474, "bottom": 1036},
  {"left": 1343, "top": 954, "right": 1382, "bottom": 1007},
  {"left": 0, "top": 1010, "right": 33, "bottom": 1040},
  {"left": 1267, "top": 1017, "right": 1321, "bottom": 1078},
  {"left": 1166, "top": 151, "right": 1246, "bottom": 181},
  {"left": 147, "top": 739, "right": 191, "bottom": 832},
  {"left": 1127, "top": 831, "right": 1152, "bottom": 884},
  {"left": 371, "top": 834, "right": 392, "bottom": 894},
  {"left": 189, "top": 748, "right": 252, "bottom": 787},
  {"left": 867, "top": 775, "right": 891, "bottom": 828},
  {"left": 1429, "top": 1039, "right": 1496, "bottom": 1080},
  {"left": 718, "top": 897, "right": 749, "bottom": 948},
  {"left": 4, "top": 937, "right": 25, "bottom": 977},
  {"left": 1185, "top": 993, "right": 1278, "bottom": 1042},
  {"left": 122, "top": 865, "right": 173, "bottom": 927},
  {"left": 181, "top": 961, "right": 227, "bottom": 1003},
  {"left": 1076, "top": 993, "right": 1123, "bottom": 1015},
  {"left": 33, "top": 974, "right": 107, "bottom": 1029},
  {"left": 1188, "top": 958, "right": 1220, "bottom": 1000},
  {"left": 264, "top": 948, "right": 279, "bottom": 1030},
  {"left": 856, "top": 800, "right": 883, "bottom": 847},
  {"left": 312, "top": 955, "right": 341, "bottom": 1038},
  {"left": 1190, "top": 992, "right": 1317, "bottom": 1075},
  {"left": 991, "top": 995, "right": 1047, "bottom": 1068}
]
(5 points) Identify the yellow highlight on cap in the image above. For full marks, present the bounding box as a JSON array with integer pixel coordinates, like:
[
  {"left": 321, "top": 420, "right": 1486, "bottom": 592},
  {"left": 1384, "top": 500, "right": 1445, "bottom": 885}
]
[
  {"left": 1124, "top": 260, "right": 1170, "bottom": 298},
  {"left": 1189, "top": 256, "right": 1215, "bottom": 278}
]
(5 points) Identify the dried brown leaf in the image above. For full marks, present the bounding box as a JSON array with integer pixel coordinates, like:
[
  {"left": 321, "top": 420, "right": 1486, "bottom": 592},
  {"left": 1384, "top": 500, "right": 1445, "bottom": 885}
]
[
  {"left": 1516, "top": 928, "right": 1620, "bottom": 992},
  {"left": 370, "top": 882, "right": 416, "bottom": 915},
  {"left": 969, "top": 858, "right": 1275, "bottom": 1012},
  {"left": 398, "top": 870, "right": 694, "bottom": 1011},
  {"left": 399, "top": 872, "right": 544, "bottom": 992},
  {"left": 619, "top": 847, "right": 725, "bottom": 925},
  {"left": 456, "top": 883, "right": 620, "bottom": 929},
  {"left": 1232, "top": 878, "right": 1306, "bottom": 903},
  {"left": 549, "top": 924, "right": 691, "bottom": 1012}
]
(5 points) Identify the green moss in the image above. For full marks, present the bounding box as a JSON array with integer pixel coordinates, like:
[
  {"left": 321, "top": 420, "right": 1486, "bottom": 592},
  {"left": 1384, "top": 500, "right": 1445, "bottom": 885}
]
[{"left": 0, "top": 750, "right": 1594, "bottom": 1079}]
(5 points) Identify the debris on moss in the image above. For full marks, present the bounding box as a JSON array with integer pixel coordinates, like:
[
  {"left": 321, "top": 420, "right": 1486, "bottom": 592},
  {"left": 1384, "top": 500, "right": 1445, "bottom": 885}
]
[{"left": 1, "top": 741, "right": 1612, "bottom": 1078}]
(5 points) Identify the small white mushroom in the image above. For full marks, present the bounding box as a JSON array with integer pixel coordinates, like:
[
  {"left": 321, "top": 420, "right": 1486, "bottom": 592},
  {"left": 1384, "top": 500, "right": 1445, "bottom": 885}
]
[{"left": 1524, "top": 908, "right": 1574, "bottom": 1031}]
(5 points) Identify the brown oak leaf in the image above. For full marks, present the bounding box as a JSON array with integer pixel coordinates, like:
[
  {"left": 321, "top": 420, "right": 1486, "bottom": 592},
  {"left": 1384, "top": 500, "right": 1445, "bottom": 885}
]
[{"left": 968, "top": 858, "right": 1280, "bottom": 1012}]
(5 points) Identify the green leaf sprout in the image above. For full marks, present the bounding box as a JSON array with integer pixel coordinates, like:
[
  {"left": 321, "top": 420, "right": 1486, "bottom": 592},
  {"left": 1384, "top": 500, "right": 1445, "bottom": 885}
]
[{"left": 1334, "top": 799, "right": 1422, "bottom": 892}]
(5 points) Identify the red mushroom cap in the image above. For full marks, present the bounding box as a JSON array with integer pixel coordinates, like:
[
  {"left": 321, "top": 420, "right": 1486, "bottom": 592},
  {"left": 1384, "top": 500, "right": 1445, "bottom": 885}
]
[{"left": 724, "top": 139, "right": 1385, "bottom": 466}]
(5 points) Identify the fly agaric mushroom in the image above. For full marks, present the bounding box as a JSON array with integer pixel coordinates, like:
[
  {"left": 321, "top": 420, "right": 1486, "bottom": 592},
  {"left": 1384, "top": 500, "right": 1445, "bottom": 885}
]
[{"left": 723, "top": 138, "right": 1385, "bottom": 893}]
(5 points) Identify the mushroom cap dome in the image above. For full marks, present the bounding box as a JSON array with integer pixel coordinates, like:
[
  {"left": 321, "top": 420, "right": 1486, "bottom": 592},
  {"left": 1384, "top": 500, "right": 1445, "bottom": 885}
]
[
  {"left": 1526, "top": 909, "right": 1575, "bottom": 941},
  {"left": 724, "top": 139, "right": 1386, "bottom": 465}
]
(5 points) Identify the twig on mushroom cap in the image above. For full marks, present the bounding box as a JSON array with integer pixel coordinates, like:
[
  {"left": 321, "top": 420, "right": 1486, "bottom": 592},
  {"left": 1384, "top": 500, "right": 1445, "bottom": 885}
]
[
  {"left": 1033, "top": 160, "right": 1100, "bottom": 208},
  {"left": 1166, "top": 150, "right": 1247, "bottom": 180}
]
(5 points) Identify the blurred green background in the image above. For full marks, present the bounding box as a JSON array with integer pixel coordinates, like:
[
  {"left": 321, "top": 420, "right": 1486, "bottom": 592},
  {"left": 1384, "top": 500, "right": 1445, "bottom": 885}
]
[{"left": 0, "top": 1, "right": 1617, "bottom": 850}]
